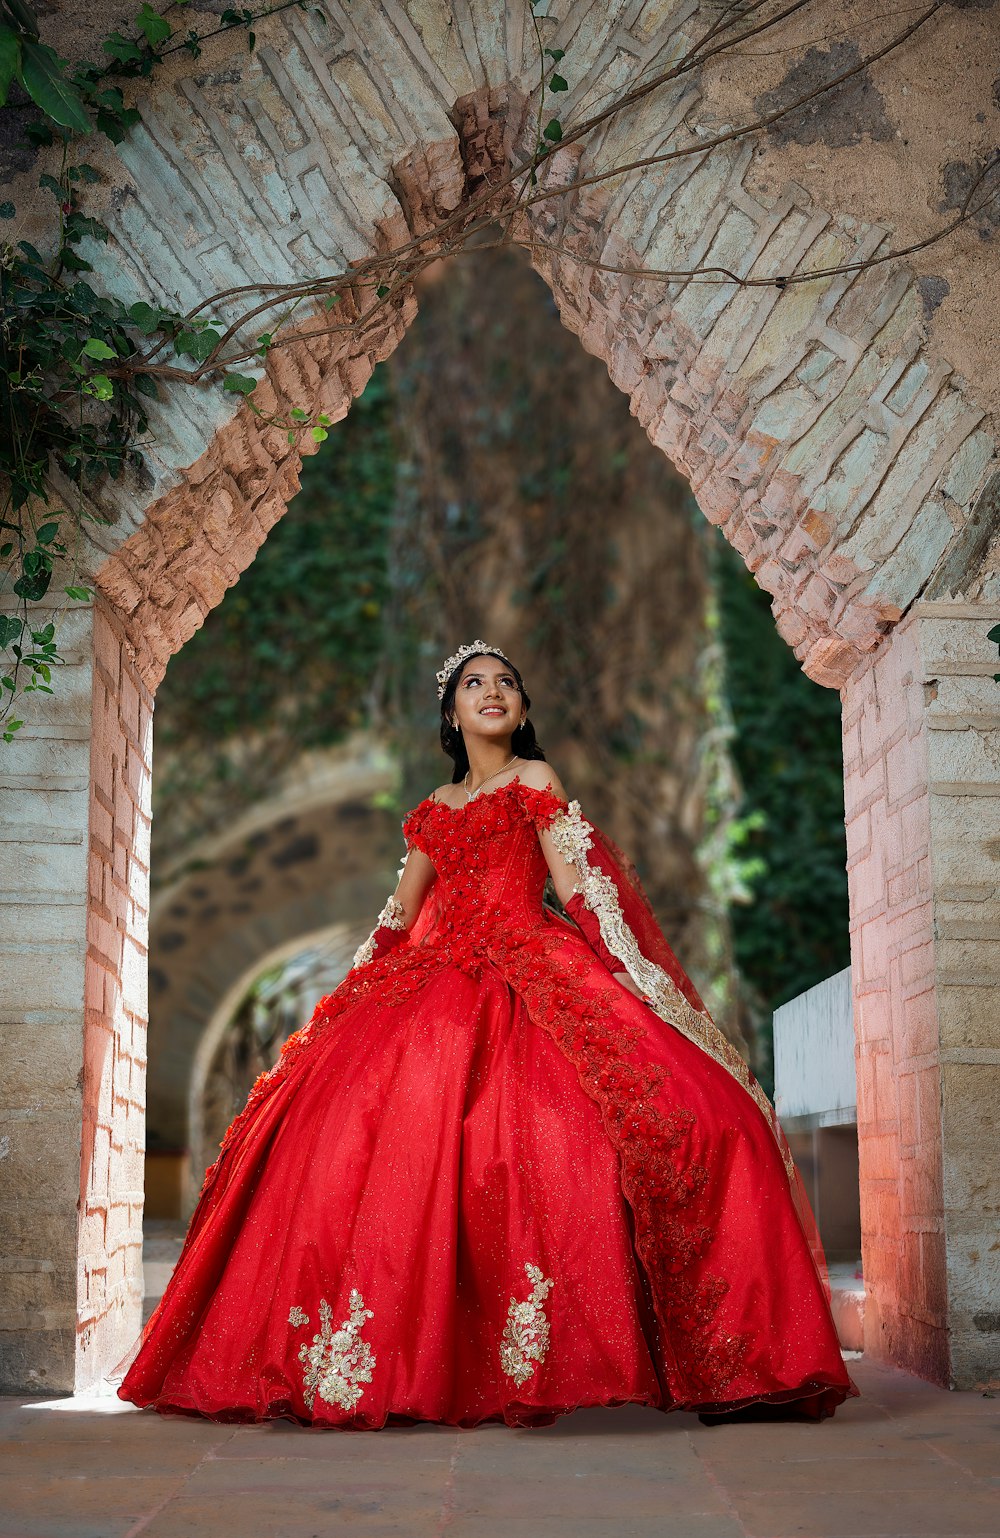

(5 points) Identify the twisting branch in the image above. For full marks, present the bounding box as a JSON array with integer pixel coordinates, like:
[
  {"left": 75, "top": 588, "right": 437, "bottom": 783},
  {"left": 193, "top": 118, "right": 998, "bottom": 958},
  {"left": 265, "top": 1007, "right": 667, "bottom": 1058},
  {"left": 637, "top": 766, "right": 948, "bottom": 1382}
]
[{"left": 0, "top": 0, "right": 991, "bottom": 741}]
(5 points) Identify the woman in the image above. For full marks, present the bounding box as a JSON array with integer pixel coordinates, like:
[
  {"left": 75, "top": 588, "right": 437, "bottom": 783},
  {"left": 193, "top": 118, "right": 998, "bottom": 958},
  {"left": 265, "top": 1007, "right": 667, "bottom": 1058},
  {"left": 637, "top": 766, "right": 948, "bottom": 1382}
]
[{"left": 118, "top": 641, "right": 856, "bottom": 1427}]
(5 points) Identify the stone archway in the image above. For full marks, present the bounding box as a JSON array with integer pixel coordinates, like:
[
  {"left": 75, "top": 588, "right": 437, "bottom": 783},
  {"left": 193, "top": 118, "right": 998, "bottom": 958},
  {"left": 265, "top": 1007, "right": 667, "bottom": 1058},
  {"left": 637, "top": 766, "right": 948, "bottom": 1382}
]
[
  {"left": 142, "top": 737, "right": 402, "bottom": 1214},
  {"left": 2, "top": 2, "right": 998, "bottom": 1393},
  {"left": 185, "top": 922, "right": 361, "bottom": 1215}
]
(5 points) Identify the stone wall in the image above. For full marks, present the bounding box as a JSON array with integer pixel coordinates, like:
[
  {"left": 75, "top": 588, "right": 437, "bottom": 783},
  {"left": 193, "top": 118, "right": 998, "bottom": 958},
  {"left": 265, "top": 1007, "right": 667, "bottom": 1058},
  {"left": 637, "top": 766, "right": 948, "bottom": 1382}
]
[
  {"left": 843, "top": 600, "right": 1000, "bottom": 1387},
  {"left": 2, "top": 0, "right": 999, "bottom": 1391},
  {"left": 145, "top": 755, "right": 403, "bottom": 1182},
  {"left": 0, "top": 597, "right": 151, "bottom": 1391},
  {"left": 0, "top": 600, "right": 93, "bottom": 1393}
]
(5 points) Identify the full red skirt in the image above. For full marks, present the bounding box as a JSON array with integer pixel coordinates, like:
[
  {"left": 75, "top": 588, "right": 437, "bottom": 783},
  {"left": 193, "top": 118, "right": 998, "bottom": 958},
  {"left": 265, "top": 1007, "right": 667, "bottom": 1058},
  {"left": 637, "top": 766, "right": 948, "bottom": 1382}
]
[{"left": 119, "top": 924, "right": 856, "bottom": 1428}]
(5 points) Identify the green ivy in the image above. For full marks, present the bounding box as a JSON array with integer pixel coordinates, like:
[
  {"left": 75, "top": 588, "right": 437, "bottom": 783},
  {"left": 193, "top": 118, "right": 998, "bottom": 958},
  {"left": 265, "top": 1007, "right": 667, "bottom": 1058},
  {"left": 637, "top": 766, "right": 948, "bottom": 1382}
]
[
  {"left": 154, "top": 366, "right": 397, "bottom": 771},
  {"left": 0, "top": 0, "right": 321, "bottom": 742}
]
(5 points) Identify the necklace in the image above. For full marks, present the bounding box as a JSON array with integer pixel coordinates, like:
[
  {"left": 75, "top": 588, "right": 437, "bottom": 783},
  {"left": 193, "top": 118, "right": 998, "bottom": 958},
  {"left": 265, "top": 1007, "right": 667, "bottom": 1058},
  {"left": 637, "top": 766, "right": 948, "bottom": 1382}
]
[{"left": 463, "top": 754, "right": 519, "bottom": 801}]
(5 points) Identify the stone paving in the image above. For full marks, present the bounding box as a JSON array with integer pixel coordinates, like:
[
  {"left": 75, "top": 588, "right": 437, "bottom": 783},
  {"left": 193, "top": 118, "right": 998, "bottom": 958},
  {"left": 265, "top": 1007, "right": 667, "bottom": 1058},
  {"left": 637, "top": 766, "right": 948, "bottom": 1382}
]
[{"left": 0, "top": 1357, "right": 997, "bottom": 1538}]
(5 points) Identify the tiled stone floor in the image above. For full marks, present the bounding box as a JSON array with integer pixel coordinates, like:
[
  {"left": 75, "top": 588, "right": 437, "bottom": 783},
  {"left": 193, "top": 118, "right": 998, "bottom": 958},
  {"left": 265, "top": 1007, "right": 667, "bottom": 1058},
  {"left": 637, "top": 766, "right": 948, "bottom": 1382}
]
[{"left": 1, "top": 1358, "right": 997, "bottom": 1538}]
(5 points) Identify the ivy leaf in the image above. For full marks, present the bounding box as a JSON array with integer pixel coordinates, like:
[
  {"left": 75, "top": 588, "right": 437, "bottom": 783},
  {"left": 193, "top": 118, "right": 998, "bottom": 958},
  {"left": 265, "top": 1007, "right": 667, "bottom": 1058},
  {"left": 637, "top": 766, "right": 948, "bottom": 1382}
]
[
  {"left": 542, "top": 118, "right": 562, "bottom": 143},
  {"left": 60, "top": 249, "right": 93, "bottom": 272},
  {"left": 81, "top": 337, "right": 116, "bottom": 359},
  {"left": 127, "top": 300, "right": 164, "bottom": 335},
  {"left": 0, "top": 25, "right": 21, "bottom": 106},
  {"left": 987, "top": 623, "right": 1000, "bottom": 645},
  {"left": 65, "top": 212, "right": 109, "bottom": 243},
  {"left": 102, "top": 31, "right": 144, "bottom": 64},
  {"left": 222, "top": 373, "right": 258, "bottom": 394},
  {"left": 175, "top": 328, "right": 220, "bottom": 361},
  {"left": 134, "top": 373, "right": 160, "bottom": 399},
  {"left": 13, "top": 566, "right": 51, "bottom": 601},
  {"left": 310, "top": 425, "right": 328, "bottom": 443},
  {"left": 0, "top": 616, "right": 23, "bottom": 648},
  {"left": 0, "top": 200, "right": 13, "bottom": 220},
  {"left": 544, "top": 48, "right": 565, "bottom": 61},
  {"left": 19, "top": 40, "right": 92, "bottom": 132},
  {"left": 83, "top": 373, "right": 114, "bottom": 400},
  {"left": 548, "top": 73, "right": 568, "bottom": 92},
  {"left": 65, "top": 585, "right": 95, "bottom": 601},
  {"left": 35, "top": 522, "right": 59, "bottom": 543},
  {"left": 4, "top": 721, "right": 25, "bottom": 740},
  {"left": 136, "top": 4, "right": 172, "bottom": 47}
]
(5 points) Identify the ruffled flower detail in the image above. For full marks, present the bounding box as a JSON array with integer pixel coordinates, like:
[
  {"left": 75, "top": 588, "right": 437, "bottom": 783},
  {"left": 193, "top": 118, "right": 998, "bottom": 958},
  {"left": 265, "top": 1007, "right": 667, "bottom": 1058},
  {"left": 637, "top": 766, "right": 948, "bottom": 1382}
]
[
  {"left": 501, "top": 933, "right": 751, "bottom": 1400},
  {"left": 548, "top": 799, "right": 794, "bottom": 1180}
]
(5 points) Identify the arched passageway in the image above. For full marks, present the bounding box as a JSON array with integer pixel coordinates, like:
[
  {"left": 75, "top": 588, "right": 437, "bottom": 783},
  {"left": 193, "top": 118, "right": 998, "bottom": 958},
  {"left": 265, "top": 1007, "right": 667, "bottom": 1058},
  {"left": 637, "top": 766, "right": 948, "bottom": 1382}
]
[
  {"left": 143, "top": 738, "right": 400, "bottom": 1213},
  {"left": 1, "top": 1, "right": 998, "bottom": 1394}
]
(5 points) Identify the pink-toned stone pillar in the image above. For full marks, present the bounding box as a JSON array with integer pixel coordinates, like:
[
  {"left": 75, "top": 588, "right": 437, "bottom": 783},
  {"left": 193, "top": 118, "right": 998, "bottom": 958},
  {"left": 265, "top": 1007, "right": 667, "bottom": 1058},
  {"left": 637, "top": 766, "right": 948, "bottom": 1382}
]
[
  {"left": 843, "top": 600, "right": 1000, "bottom": 1389},
  {"left": 0, "top": 595, "right": 151, "bottom": 1394},
  {"left": 78, "top": 601, "right": 152, "bottom": 1388}
]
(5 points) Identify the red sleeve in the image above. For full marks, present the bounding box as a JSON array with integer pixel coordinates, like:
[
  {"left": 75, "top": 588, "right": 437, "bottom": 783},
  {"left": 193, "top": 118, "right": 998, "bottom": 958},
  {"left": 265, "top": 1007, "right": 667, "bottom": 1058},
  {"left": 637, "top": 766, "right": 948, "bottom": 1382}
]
[
  {"left": 401, "top": 804, "right": 426, "bottom": 849},
  {"left": 519, "top": 782, "right": 569, "bottom": 831}
]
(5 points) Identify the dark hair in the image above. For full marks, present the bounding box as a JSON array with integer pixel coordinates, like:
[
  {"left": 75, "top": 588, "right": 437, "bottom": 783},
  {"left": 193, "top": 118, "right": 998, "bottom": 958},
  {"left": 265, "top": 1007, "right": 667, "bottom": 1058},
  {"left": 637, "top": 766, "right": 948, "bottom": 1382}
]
[{"left": 439, "top": 650, "right": 546, "bottom": 782}]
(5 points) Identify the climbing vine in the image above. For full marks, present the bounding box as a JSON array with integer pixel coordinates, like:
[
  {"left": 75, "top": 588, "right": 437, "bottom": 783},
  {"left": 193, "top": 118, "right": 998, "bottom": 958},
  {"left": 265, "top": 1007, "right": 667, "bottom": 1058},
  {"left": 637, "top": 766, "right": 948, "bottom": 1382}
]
[
  {"left": 1, "top": 0, "right": 997, "bottom": 742},
  {"left": 0, "top": 0, "right": 329, "bottom": 739}
]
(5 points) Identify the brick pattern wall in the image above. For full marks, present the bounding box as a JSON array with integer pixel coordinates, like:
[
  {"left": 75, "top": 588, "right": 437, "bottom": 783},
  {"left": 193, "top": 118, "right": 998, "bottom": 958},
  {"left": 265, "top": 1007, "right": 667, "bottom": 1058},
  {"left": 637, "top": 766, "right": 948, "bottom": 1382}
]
[
  {"left": 31, "top": 0, "right": 991, "bottom": 700},
  {"left": 77, "top": 602, "right": 153, "bottom": 1387},
  {"left": 920, "top": 605, "right": 1000, "bottom": 1387},
  {"left": 841, "top": 610, "right": 947, "bottom": 1382},
  {"left": 843, "top": 600, "right": 1000, "bottom": 1388},
  {"left": 3, "top": 0, "right": 999, "bottom": 1394},
  {"left": 0, "top": 603, "right": 92, "bottom": 1393}
]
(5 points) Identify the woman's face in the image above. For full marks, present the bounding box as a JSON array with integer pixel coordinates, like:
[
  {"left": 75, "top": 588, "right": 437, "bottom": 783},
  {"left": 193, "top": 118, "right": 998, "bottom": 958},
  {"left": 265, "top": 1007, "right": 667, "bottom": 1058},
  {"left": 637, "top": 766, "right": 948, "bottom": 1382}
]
[{"left": 450, "top": 654, "right": 525, "bottom": 744}]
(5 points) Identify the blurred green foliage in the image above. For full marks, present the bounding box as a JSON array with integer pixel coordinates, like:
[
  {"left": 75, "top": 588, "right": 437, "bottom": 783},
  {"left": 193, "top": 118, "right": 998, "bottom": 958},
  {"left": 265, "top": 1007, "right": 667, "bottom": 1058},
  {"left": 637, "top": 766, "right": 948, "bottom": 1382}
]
[
  {"left": 155, "top": 368, "right": 397, "bottom": 755},
  {"left": 711, "top": 529, "right": 851, "bottom": 1026}
]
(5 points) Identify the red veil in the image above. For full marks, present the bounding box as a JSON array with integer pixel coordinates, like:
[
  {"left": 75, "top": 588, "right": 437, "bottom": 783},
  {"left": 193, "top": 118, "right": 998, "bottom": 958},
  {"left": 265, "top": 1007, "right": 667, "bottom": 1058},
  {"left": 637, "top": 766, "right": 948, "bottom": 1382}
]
[{"left": 544, "top": 799, "right": 834, "bottom": 1301}]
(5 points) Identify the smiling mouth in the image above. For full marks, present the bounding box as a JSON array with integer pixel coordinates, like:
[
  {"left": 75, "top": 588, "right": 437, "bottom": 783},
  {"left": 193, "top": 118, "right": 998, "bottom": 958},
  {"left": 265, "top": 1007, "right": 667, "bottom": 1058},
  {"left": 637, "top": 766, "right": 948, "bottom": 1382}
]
[{"left": 479, "top": 707, "right": 506, "bottom": 716}]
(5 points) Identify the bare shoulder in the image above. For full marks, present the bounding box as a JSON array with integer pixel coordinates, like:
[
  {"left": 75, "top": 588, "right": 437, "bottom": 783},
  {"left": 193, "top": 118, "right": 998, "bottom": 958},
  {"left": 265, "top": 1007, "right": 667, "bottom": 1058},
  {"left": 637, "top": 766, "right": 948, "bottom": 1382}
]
[
  {"left": 517, "top": 759, "right": 568, "bottom": 801},
  {"left": 428, "top": 780, "right": 463, "bottom": 808}
]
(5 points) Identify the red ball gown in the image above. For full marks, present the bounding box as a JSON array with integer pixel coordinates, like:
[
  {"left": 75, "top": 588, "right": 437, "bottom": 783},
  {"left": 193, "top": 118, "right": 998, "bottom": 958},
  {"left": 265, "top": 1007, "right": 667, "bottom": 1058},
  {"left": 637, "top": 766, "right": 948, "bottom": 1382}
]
[{"left": 118, "top": 777, "right": 856, "bottom": 1427}]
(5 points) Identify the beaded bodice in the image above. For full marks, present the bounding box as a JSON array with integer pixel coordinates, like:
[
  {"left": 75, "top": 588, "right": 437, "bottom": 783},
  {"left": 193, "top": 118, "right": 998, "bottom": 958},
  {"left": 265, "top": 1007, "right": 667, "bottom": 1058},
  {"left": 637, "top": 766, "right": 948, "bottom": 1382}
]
[{"left": 402, "top": 777, "right": 567, "bottom": 950}]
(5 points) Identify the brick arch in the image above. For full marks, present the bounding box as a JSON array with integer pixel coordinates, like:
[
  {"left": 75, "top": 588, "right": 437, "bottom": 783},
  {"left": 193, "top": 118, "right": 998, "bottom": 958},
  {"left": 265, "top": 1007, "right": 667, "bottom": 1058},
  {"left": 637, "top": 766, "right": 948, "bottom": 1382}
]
[
  {"left": 3, "top": 0, "right": 999, "bottom": 1394},
  {"left": 185, "top": 922, "right": 362, "bottom": 1216},
  {"left": 145, "top": 760, "right": 404, "bottom": 1207}
]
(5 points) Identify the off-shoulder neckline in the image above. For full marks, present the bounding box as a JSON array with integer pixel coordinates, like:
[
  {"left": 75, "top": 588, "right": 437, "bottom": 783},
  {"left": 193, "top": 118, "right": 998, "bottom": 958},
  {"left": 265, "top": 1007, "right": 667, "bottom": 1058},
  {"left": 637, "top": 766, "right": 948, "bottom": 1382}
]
[{"left": 410, "top": 773, "right": 565, "bottom": 819}]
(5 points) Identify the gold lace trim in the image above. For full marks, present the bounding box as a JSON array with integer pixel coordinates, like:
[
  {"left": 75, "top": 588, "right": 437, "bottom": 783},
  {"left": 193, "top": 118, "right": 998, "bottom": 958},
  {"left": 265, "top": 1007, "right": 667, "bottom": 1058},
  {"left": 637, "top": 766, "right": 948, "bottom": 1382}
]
[
  {"left": 499, "top": 1261, "right": 554, "bottom": 1388},
  {"left": 352, "top": 893, "right": 407, "bottom": 969},
  {"left": 549, "top": 800, "right": 795, "bottom": 1180},
  {"left": 289, "top": 1290, "right": 376, "bottom": 1413}
]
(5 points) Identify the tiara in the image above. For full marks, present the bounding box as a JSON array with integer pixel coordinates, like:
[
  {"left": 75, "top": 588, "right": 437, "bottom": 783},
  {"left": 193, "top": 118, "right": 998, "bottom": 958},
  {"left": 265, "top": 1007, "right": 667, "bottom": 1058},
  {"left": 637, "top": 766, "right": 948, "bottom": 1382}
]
[{"left": 436, "top": 640, "right": 511, "bottom": 699}]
